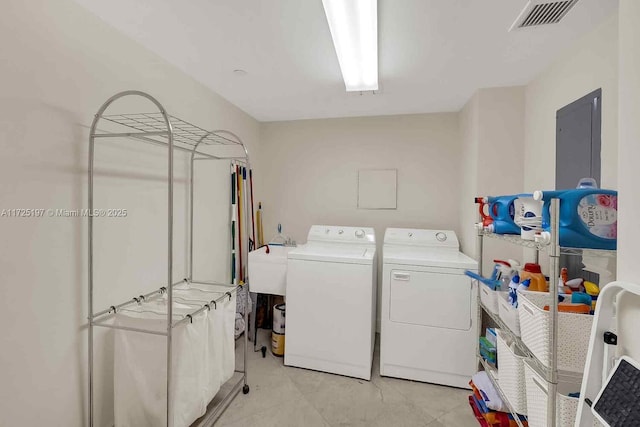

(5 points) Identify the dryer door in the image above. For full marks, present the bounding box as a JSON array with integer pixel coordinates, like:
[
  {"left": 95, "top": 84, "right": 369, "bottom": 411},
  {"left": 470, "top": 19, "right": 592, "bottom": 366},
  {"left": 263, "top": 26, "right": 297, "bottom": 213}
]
[{"left": 389, "top": 268, "right": 472, "bottom": 330}]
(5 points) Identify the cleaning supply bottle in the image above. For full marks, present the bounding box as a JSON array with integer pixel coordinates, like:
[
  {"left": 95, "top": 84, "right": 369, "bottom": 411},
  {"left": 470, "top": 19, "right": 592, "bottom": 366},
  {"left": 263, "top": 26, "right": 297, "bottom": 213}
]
[
  {"left": 484, "top": 194, "right": 532, "bottom": 235},
  {"left": 533, "top": 186, "right": 617, "bottom": 250},
  {"left": 566, "top": 278, "right": 585, "bottom": 293},
  {"left": 558, "top": 267, "right": 573, "bottom": 294},
  {"left": 570, "top": 292, "right": 593, "bottom": 307},
  {"left": 514, "top": 196, "right": 544, "bottom": 240},
  {"left": 519, "top": 263, "right": 548, "bottom": 292},
  {"left": 508, "top": 274, "right": 520, "bottom": 307},
  {"left": 517, "top": 278, "right": 531, "bottom": 292},
  {"left": 584, "top": 281, "right": 600, "bottom": 311},
  {"left": 475, "top": 197, "right": 493, "bottom": 229},
  {"left": 493, "top": 259, "right": 520, "bottom": 291}
]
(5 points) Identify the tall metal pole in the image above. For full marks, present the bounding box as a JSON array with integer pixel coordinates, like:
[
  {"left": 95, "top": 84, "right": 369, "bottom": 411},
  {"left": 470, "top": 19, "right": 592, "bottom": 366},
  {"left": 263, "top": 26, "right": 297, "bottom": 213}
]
[
  {"left": 188, "top": 151, "right": 195, "bottom": 282},
  {"left": 243, "top": 162, "right": 251, "bottom": 389},
  {"left": 88, "top": 124, "right": 95, "bottom": 427},
  {"left": 166, "top": 118, "right": 174, "bottom": 427},
  {"left": 547, "top": 198, "right": 560, "bottom": 426}
]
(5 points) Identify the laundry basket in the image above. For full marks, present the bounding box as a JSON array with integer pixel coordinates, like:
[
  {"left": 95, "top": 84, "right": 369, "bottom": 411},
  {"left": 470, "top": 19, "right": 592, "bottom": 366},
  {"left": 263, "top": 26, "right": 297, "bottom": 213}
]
[
  {"left": 496, "top": 330, "right": 528, "bottom": 415},
  {"left": 517, "top": 291, "right": 593, "bottom": 372},
  {"left": 523, "top": 360, "right": 585, "bottom": 427}
]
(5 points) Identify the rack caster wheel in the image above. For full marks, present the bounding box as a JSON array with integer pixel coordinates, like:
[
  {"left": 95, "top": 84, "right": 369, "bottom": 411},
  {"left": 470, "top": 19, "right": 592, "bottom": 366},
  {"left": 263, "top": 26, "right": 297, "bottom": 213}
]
[
  {"left": 242, "top": 384, "right": 250, "bottom": 394},
  {"left": 261, "top": 346, "right": 267, "bottom": 358}
]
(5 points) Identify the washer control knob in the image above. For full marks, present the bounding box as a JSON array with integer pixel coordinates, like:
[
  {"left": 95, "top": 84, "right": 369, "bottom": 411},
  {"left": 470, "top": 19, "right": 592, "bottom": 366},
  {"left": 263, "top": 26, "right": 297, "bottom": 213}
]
[
  {"left": 408, "top": 232, "right": 413, "bottom": 237},
  {"left": 355, "top": 229, "right": 365, "bottom": 238},
  {"left": 338, "top": 229, "right": 344, "bottom": 235},
  {"left": 325, "top": 228, "right": 330, "bottom": 234},
  {"left": 436, "top": 232, "right": 447, "bottom": 242}
]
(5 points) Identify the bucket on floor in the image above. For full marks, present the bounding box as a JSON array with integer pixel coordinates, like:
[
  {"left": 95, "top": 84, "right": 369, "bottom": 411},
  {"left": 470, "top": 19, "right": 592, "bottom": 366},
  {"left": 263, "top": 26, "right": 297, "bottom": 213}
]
[
  {"left": 273, "top": 303, "right": 285, "bottom": 334},
  {"left": 271, "top": 332, "right": 285, "bottom": 357}
]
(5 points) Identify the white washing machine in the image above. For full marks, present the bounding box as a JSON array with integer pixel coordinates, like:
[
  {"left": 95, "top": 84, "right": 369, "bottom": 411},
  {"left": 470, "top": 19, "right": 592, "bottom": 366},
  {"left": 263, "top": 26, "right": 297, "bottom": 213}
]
[
  {"left": 380, "top": 228, "right": 478, "bottom": 388},
  {"left": 285, "top": 225, "right": 376, "bottom": 380}
]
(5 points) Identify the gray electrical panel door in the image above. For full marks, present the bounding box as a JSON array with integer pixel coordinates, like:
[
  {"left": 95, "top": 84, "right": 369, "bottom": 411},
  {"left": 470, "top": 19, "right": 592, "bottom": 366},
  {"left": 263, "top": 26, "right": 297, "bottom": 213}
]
[
  {"left": 556, "top": 89, "right": 602, "bottom": 189},
  {"left": 556, "top": 89, "right": 602, "bottom": 281}
]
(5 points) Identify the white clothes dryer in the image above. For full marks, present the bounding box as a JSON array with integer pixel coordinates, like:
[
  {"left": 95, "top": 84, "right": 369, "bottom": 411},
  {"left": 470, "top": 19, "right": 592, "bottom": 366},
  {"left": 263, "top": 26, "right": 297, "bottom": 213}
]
[
  {"left": 380, "top": 228, "right": 478, "bottom": 388},
  {"left": 285, "top": 225, "right": 376, "bottom": 380}
]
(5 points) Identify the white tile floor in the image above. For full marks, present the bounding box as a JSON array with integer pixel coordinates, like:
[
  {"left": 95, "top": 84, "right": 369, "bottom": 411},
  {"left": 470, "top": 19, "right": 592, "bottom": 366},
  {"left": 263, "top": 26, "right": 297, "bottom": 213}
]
[{"left": 215, "top": 332, "right": 479, "bottom": 427}]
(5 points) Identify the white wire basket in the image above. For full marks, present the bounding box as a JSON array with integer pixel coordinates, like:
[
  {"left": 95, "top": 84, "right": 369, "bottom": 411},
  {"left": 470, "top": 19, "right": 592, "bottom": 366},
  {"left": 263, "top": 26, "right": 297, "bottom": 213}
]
[
  {"left": 517, "top": 291, "right": 594, "bottom": 373},
  {"left": 479, "top": 281, "right": 503, "bottom": 315},
  {"left": 497, "top": 330, "right": 528, "bottom": 415},
  {"left": 498, "top": 293, "right": 521, "bottom": 337},
  {"left": 523, "top": 360, "right": 585, "bottom": 427}
]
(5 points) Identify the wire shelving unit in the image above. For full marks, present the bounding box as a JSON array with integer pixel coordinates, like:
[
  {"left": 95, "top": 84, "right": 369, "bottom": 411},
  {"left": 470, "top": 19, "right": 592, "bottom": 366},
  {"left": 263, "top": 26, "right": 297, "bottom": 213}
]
[
  {"left": 87, "top": 90, "right": 251, "bottom": 427},
  {"left": 476, "top": 199, "right": 616, "bottom": 426}
]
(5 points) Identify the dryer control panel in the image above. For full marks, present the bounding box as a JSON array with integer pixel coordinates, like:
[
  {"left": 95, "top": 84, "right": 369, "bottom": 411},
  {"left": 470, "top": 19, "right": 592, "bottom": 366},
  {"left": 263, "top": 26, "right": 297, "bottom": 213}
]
[
  {"left": 383, "top": 228, "right": 459, "bottom": 249},
  {"left": 307, "top": 225, "right": 376, "bottom": 244}
]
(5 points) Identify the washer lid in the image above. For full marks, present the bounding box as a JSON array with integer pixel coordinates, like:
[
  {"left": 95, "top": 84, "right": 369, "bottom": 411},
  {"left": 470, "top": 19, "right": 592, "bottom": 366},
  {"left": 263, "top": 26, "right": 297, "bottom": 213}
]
[
  {"left": 287, "top": 243, "right": 376, "bottom": 265},
  {"left": 384, "top": 246, "right": 477, "bottom": 269}
]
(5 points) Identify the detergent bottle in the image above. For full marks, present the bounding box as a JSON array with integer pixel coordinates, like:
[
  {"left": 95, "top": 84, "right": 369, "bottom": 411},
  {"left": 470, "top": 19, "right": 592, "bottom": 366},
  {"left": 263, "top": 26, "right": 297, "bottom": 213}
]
[
  {"left": 519, "top": 263, "right": 548, "bottom": 292},
  {"left": 513, "top": 196, "right": 544, "bottom": 240},
  {"left": 475, "top": 197, "right": 493, "bottom": 229},
  {"left": 533, "top": 184, "right": 617, "bottom": 250},
  {"left": 484, "top": 194, "right": 533, "bottom": 235}
]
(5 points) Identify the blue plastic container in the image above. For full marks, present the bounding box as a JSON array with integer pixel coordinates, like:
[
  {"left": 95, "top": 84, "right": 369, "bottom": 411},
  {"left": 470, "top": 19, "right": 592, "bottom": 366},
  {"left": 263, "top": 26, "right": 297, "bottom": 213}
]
[
  {"left": 534, "top": 188, "right": 617, "bottom": 250},
  {"left": 486, "top": 194, "right": 532, "bottom": 235}
]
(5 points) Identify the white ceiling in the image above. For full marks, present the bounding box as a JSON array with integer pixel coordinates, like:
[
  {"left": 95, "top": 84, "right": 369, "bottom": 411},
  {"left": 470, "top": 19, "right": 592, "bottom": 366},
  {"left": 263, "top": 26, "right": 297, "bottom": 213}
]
[{"left": 75, "top": 0, "right": 618, "bottom": 122}]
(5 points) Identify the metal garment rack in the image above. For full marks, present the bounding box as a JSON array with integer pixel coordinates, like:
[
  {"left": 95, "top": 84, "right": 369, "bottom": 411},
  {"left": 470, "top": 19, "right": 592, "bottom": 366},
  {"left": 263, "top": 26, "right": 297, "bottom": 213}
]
[
  {"left": 476, "top": 199, "right": 616, "bottom": 426},
  {"left": 87, "top": 90, "right": 251, "bottom": 427}
]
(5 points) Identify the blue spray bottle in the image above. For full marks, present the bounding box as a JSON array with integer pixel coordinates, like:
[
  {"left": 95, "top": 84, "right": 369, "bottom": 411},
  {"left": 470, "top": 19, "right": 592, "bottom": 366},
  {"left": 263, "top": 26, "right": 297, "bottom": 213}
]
[{"left": 508, "top": 274, "right": 520, "bottom": 308}]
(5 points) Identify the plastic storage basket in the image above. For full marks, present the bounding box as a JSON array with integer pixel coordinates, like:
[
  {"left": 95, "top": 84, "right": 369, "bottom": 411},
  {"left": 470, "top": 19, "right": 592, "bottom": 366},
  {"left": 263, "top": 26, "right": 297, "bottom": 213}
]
[
  {"left": 479, "top": 282, "right": 503, "bottom": 315},
  {"left": 517, "top": 291, "right": 593, "bottom": 372},
  {"left": 523, "top": 360, "right": 585, "bottom": 427},
  {"left": 498, "top": 293, "right": 521, "bottom": 337},
  {"left": 496, "top": 330, "right": 528, "bottom": 415}
]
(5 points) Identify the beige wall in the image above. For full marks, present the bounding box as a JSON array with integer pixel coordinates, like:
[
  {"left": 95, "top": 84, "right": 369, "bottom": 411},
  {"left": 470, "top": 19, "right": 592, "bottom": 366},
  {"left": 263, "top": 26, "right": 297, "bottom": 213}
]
[
  {"left": 0, "top": 1, "right": 259, "bottom": 426},
  {"left": 616, "top": 0, "right": 640, "bottom": 280},
  {"left": 524, "top": 13, "right": 619, "bottom": 191},
  {"left": 259, "top": 113, "right": 461, "bottom": 328},
  {"left": 458, "top": 93, "right": 481, "bottom": 258},
  {"left": 259, "top": 114, "right": 461, "bottom": 243},
  {"left": 458, "top": 87, "right": 526, "bottom": 273}
]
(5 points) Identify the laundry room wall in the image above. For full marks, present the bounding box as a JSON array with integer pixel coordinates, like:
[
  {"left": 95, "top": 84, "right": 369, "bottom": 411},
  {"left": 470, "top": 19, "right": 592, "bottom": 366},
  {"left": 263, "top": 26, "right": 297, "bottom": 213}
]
[
  {"left": 519, "top": 12, "right": 618, "bottom": 276},
  {"left": 616, "top": 0, "right": 640, "bottom": 281},
  {"left": 524, "top": 12, "right": 619, "bottom": 192},
  {"left": 259, "top": 113, "right": 461, "bottom": 328},
  {"left": 259, "top": 114, "right": 461, "bottom": 244},
  {"left": 458, "top": 86, "right": 526, "bottom": 273},
  {"left": 0, "top": 1, "right": 260, "bottom": 426}
]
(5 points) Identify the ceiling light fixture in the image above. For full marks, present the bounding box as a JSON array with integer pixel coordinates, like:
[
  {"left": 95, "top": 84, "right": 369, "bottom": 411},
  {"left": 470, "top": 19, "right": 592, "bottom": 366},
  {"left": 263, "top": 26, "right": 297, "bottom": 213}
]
[{"left": 321, "top": 0, "right": 378, "bottom": 92}]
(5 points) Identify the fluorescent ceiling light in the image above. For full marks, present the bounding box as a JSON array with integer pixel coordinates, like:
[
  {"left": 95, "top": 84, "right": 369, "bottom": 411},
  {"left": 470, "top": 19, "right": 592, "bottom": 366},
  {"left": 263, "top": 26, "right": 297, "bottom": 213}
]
[{"left": 322, "top": 0, "right": 378, "bottom": 92}]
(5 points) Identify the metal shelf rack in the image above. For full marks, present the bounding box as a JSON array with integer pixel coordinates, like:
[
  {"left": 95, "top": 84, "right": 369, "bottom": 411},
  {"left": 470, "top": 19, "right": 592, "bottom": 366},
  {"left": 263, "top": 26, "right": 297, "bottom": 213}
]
[
  {"left": 476, "top": 199, "right": 616, "bottom": 426},
  {"left": 87, "top": 90, "right": 251, "bottom": 427},
  {"left": 476, "top": 199, "right": 559, "bottom": 427}
]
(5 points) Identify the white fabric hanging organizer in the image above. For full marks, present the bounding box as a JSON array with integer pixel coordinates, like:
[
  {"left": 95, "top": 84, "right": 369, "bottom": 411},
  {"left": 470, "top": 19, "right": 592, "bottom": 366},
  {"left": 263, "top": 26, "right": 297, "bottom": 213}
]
[{"left": 114, "top": 287, "right": 237, "bottom": 427}]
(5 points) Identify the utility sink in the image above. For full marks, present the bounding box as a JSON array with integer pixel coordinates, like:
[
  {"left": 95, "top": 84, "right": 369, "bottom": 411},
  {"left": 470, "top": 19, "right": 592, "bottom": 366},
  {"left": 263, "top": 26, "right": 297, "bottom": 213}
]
[{"left": 248, "top": 245, "right": 293, "bottom": 296}]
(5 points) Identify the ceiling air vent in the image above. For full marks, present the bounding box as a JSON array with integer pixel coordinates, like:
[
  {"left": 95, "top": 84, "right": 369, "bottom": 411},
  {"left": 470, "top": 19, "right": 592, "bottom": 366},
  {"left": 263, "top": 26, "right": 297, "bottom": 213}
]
[{"left": 509, "top": 0, "right": 581, "bottom": 31}]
